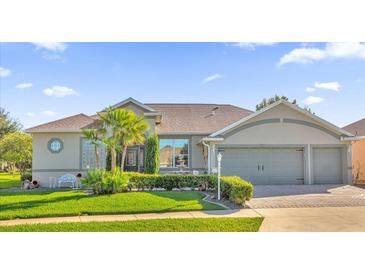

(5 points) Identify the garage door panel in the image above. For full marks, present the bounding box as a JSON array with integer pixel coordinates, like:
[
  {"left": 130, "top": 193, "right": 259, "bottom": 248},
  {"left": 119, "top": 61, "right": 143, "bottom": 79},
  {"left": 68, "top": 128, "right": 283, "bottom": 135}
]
[
  {"left": 313, "top": 148, "right": 342, "bottom": 184},
  {"left": 221, "top": 148, "right": 304, "bottom": 185}
]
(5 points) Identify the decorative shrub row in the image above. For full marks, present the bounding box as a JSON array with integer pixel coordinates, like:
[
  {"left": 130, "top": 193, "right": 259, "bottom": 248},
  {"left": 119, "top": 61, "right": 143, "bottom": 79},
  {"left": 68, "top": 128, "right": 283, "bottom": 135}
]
[{"left": 81, "top": 169, "right": 253, "bottom": 205}]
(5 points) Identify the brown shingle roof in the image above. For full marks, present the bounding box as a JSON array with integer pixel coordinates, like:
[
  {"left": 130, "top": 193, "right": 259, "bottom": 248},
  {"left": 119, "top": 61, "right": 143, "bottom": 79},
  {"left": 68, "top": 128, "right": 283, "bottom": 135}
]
[
  {"left": 145, "top": 104, "right": 253, "bottom": 135},
  {"left": 26, "top": 114, "right": 96, "bottom": 132},
  {"left": 343, "top": 118, "right": 365, "bottom": 136}
]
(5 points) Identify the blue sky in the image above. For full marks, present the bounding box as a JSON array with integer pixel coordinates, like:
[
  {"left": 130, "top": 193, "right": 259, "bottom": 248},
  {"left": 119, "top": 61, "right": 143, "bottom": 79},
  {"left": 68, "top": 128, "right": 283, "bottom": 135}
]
[{"left": 1, "top": 42, "right": 365, "bottom": 129}]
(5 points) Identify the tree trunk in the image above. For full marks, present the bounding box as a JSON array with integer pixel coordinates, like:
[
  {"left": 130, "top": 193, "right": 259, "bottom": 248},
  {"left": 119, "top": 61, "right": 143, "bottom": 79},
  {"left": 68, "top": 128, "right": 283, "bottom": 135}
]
[
  {"left": 111, "top": 144, "right": 116, "bottom": 173},
  {"left": 120, "top": 145, "right": 128, "bottom": 173},
  {"left": 95, "top": 145, "right": 100, "bottom": 169}
]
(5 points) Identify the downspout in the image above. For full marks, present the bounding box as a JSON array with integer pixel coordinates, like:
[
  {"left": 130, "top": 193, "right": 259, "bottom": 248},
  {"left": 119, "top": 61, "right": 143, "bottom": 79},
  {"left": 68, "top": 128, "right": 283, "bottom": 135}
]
[{"left": 202, "top": 141, "right": 211, "bottom": 174}]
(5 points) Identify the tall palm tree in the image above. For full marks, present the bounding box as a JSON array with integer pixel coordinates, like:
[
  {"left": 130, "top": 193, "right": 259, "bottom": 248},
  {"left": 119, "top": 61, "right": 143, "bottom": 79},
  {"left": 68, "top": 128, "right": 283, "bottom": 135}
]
[
  {"left": 82, "top": 128, "right": 105, "bottom": 169},
  {"left": 118, "top": 113, "right": 149, "bottom": 171},
  {"left": 99, "top": 107, "right": 149, "bottom": 173},
  {"left": 98, "top": 107, "right": 120, "bottom": 172}
]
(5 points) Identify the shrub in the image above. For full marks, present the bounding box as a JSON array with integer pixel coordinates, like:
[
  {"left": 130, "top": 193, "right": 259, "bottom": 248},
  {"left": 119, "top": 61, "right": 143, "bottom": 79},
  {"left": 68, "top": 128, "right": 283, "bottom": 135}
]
[
  {"left": 144, "top": 134, "right": 159, "bottom": 174},
  {"left": 81, "top": 168, "right": 128, "bottom": 194},
  {"left": 220, "top": 176, "right": 253, "bottom": 205},
  {"left": 20, "top": 169, "right": 32, "bottom": 181}
]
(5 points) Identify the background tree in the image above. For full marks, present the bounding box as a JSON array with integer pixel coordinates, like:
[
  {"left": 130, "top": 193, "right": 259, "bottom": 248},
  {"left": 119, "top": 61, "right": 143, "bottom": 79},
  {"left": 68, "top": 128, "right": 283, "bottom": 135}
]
[
  {"left": 145, "top": 134, "right": 159, "bottom": 174},
  {"left": 256, "top": 94, "right": 297, "bottom": 111},
  {"left": 255, "top": 94, "right": 314, "bottom": 114},
  {"left": 0, "top": 132, "right": 32, "bottom": 172},
  {"left": 82, "top": 128, "right": 105, "bottom": 169},
  {"left": 0, "top": 108, "right": 22, "bottom": 139}
]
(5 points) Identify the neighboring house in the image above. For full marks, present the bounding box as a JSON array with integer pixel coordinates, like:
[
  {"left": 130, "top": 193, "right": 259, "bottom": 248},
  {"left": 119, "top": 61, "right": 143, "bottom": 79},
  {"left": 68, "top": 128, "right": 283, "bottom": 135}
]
[
  {"left": 343, "top": 118, "right": 365, "bottom": 183},
  {"left": 26, "top": 97, "right": 354, "bottom": 187}
]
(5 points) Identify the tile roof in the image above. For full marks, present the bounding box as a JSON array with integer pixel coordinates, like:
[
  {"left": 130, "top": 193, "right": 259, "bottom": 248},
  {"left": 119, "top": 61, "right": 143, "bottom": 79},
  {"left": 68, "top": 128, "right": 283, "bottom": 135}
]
[
  {"left": 26, "top": 114, "right": 96, "bottom": 132},
  {"left": 343, "top": 118, "right": 365, "bottom": 136},
  {"left": 145, "top": 104, "right": 253, "bottom": 135}
]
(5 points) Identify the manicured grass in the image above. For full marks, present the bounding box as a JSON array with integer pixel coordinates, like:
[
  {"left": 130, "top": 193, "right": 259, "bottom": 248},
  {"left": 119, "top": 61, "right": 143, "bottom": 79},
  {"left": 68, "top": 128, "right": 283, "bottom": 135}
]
[
  {"left": 0, "top": 190, "right": 223, "bottom": 220},
  {"left": 0, "top": 173, "right": 21, "bottom": 189},
  {"left": 0, "top": 217, "right": 263, "bottom": 232}
]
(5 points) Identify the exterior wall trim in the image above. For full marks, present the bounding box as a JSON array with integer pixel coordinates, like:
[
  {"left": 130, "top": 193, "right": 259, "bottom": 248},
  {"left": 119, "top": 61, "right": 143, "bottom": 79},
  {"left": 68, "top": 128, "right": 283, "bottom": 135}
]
[{"left": 219, "top": 118, "right": 281, "bottom": 138}]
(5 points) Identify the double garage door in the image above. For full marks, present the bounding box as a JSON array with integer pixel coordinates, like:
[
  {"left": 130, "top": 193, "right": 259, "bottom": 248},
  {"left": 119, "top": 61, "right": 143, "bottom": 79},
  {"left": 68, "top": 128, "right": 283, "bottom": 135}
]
[{"left": 220, "top": 147, "right": 343, "bottom": 185}]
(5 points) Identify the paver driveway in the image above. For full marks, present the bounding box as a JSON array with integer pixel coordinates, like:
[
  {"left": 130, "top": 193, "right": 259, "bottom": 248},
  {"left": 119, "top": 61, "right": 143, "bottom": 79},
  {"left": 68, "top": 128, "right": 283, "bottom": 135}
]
[{"left": 247, "top": 184, "right": 365, "bottom": 208}]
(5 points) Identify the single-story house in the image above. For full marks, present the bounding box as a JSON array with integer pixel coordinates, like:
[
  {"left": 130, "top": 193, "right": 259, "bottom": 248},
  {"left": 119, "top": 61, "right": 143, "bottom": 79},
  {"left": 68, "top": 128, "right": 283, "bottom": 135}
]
[
  {"left": 343, "top": 118, "right": 365, "bottom": 183},
  {"left": 26, "top": 97, "right": 354, "bottom": 187}
]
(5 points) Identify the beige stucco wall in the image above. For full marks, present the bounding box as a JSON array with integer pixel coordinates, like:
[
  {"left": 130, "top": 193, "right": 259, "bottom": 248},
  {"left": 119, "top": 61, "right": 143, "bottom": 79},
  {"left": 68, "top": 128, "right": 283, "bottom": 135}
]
[
  {"left": 191, "top": 135, "right": 206, "bottom": 170},
  {"left": 222, "top": 104, "right": 341, "bottom": 145},
  {"left": 31, "top": 132, "right": 83, "bottom": 186}
]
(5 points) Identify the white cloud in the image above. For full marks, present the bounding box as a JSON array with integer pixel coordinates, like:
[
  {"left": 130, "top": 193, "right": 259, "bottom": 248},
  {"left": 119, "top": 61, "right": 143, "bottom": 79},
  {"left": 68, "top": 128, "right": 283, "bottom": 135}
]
[
  {"left": 42, "top": 53, "right": 63, "bottom": 61},
  {"left": 32, "top": 42, "right": 67, "bottom": 52},
  {"left": 231, "top": 42, "right": 277, "bottom": 50},
  {"left": 15, "top": 83, "right": 33, "bottom": 89},
  {"left": 41, "top": 110, "right": 57, "bottom": 116},
  {"left": 306, "top": 87, "right": 316, "bottom": 92},
  {"left": 303, "top": 96, "right": 324, "bottom": 105},
  {"left": 202, "top": 74, "right": 223, "bottom": 84},
  {"left": 314, "top": 81, "right": 341, "bottom": 91},
  {"left": 0, "top": 67, "right": 11, "bottom": 77},
  {"left": 43, "top": 86, "right": 79, "bottom": 97},
  {"left": 27, "top": 112, "right": 36, "bottom": 117},
  {"left": 279, "top": 42, "right": 365, "bottom": 65}
]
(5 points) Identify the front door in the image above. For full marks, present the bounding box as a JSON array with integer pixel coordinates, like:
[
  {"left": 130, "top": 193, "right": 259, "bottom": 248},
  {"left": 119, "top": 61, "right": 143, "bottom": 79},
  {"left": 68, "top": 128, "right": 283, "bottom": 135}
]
[{"left": 124, "top": 146, "right": 145, "bottom": 172}]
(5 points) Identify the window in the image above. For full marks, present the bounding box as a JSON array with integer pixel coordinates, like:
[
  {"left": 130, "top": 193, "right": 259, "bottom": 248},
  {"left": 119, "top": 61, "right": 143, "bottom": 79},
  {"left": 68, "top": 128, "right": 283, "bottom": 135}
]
[
  {"left": 81, "top": 139, "right": 107, "bottom": 169},
  {"left": 159, "top": 139, "right": 189, "bottom": 168},
  {"left": 48, "top": 138, "right": 63, "bottom": 153}
]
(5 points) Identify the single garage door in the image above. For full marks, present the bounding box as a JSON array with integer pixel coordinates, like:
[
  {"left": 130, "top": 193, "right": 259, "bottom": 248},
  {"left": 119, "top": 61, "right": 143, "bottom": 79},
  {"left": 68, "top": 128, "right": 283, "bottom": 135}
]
[
  {"left": 313, "top": 147, "right": 342, "bottom": 184},
  {"left": 221, "top": 147, "right": 304, "bottom": 184}
]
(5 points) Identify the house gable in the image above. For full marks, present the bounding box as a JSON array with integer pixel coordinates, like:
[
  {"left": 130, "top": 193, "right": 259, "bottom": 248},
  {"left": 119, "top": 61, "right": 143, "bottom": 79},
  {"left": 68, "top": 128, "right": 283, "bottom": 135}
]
[{"left": 211, "top": 100, "right": 353, "bottom": 140}]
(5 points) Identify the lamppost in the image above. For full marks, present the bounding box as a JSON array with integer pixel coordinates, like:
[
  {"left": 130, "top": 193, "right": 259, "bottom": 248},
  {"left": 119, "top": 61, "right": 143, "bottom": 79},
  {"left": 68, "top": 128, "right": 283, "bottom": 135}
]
[{"left": 217, "top": 153, "right": 222, "bottom": 200}]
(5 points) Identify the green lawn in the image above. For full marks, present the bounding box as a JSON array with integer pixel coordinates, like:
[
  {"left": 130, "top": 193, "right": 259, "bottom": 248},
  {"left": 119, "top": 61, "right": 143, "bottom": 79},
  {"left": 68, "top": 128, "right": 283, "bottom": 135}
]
[
  {"left": 0, "top": 217, "right": 263, "bottom": 232},
  {"left": 0, "top": 173, "right": 21, "bottom": 189},
  {"left": 0, "top": 190, "right": 223, "bottom": 220}
]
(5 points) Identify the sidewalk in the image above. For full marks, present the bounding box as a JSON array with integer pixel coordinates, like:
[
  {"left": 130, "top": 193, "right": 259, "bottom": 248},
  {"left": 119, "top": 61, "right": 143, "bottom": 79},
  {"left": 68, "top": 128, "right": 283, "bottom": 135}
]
[{"left": 0, "top": 209, "right": 261, "bottom": 227}]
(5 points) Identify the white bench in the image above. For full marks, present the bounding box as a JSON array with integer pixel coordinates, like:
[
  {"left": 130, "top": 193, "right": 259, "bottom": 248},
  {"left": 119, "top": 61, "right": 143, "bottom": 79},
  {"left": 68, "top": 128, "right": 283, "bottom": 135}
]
[{"left": 57, "top": 174, "right": 78, "bottom": 189}]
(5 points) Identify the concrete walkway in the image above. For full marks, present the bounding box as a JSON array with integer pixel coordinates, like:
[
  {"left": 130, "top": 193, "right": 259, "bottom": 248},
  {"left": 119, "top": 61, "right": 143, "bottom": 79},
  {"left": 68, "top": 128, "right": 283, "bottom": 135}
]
[{"left": 2, "top": 206, "right": 365, "bottom": 231}]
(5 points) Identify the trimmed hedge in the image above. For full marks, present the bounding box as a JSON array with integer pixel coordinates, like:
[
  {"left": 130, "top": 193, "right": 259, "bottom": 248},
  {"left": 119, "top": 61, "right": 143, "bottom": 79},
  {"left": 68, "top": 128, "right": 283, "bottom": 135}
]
[
  {"left": 81, "top": 170, "right": 253, "bottom": 205},
  {"left": 220, "top": 176, "right": 253, "bottom": 205},
  {"left": 127, "top": 173, "right": 216, "bottom": 191}
]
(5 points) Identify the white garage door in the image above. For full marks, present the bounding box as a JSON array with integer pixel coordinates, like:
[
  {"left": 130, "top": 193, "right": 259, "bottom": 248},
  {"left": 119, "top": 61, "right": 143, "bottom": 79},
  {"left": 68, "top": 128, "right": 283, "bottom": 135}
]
[
  {"left": 221, "top": 147, "right": 304, "bottom": 184},
  {"left": 313, "top": 147, "right": 342, "bottom": 184}
]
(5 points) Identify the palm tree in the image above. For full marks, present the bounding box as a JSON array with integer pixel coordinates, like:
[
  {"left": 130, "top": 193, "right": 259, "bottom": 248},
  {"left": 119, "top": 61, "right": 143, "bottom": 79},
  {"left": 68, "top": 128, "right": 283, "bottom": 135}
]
[
  {"left": 98, "top": 107, "right": 120, "bottom": 172},
  {"left": 98, "top": 108, "right": 149, "bottom": 173},
  {"left": 82, "top": 128, "right": 105, "bottom": 169},
  {"left": 118, "top": 113, "right": 149, "bottom": 171}
]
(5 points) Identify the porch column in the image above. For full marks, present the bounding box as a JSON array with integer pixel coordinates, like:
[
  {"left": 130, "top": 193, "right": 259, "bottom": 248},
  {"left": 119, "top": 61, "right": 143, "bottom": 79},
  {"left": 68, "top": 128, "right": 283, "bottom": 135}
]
[
  {"left": 306, "top": 144, "right": 312, "bottom": 184},
  {"left": 347, "top": 144, "right": 353, "bottom": 184}
]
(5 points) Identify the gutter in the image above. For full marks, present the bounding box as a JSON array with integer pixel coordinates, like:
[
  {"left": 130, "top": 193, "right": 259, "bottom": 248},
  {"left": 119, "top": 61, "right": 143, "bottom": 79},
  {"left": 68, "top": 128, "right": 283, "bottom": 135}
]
[{"left": 341, "top": 136, "right": 365, "bottom": 141}]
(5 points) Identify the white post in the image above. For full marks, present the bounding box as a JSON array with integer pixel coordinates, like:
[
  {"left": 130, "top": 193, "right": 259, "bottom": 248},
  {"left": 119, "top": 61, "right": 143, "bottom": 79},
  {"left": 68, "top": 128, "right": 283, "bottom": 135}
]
[
  {"left": 202, "top": 141, "right": 211, "bottom": 174},
  {"left": 217, "top": 153, "right": 222, "bottom": 200}
]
